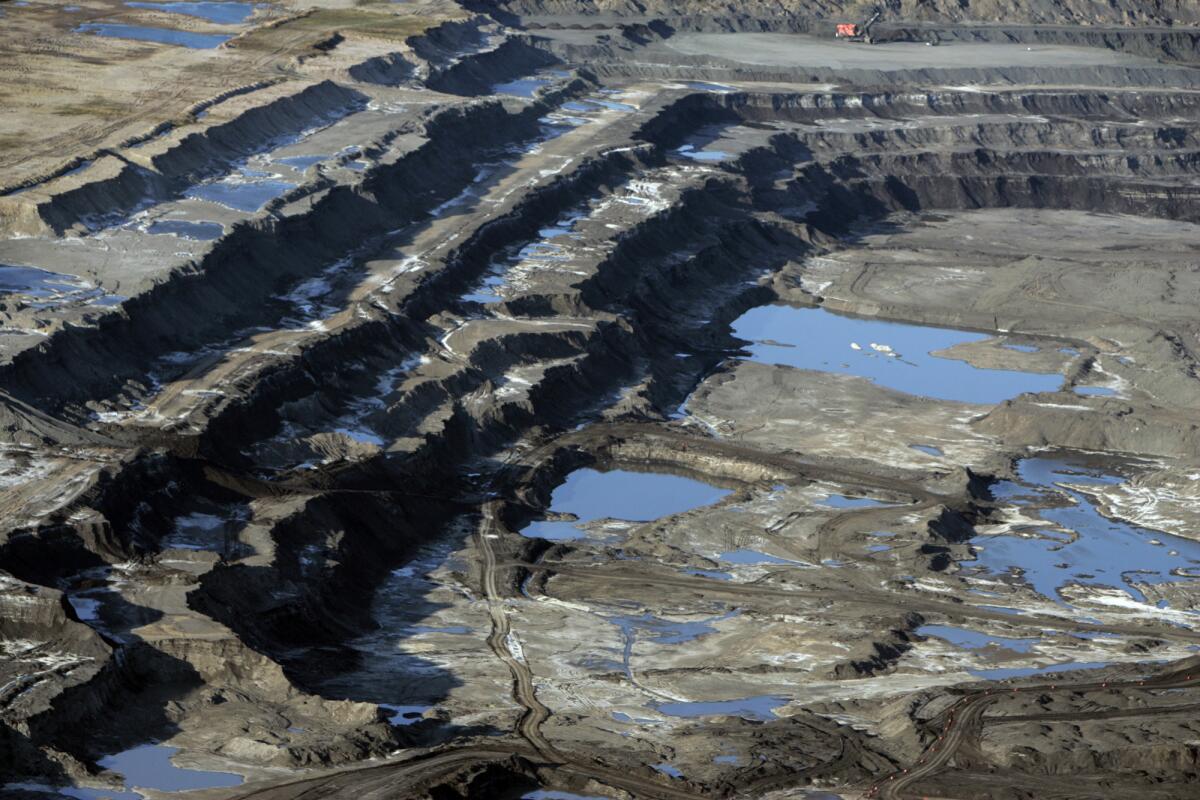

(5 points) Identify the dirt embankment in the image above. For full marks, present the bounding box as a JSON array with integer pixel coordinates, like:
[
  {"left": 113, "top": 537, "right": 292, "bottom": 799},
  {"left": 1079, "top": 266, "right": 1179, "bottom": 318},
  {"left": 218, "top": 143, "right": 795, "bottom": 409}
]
[{"left": 6, "top": 5, "right": 1200, "bottom": 799}]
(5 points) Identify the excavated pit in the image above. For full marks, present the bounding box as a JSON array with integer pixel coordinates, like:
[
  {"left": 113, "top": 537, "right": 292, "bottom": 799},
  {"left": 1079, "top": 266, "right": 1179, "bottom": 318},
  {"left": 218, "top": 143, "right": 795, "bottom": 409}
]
[{"left": 5, "top": 4, "right": 1200, "bottom": 800}]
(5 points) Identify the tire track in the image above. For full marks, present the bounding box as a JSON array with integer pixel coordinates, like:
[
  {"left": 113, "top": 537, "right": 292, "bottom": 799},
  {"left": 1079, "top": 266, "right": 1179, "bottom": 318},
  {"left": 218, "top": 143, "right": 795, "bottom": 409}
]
[{"left": 869, "top": 660, "right": 1200, "bottom": 799}]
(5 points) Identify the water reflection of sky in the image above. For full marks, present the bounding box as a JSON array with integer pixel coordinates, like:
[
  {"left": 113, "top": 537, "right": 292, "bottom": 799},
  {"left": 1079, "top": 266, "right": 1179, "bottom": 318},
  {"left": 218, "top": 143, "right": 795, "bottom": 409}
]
[
  {"left": 731, "top": 305, "right": 1062, "bottom": 404},
  {"left": 977, "top": 458, "right": 1200, "bottom": 605},
  {"left": 521, "top": 468, "right": 730, "bottom": 540}
]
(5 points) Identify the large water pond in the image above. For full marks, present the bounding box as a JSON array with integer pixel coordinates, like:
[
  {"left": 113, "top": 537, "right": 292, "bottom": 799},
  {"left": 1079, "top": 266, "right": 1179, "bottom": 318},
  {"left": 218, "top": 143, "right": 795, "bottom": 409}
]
[
  {"left": 0, "top": 263, "right": 118, "bottom": 308},
  {"left": 975, "top": 457, "right": 1200, "bottom": 606},
  {"left": 520, "top": 468, "right": 731, "bottom": 540},
  {"left": 5, "top": 744, "right": 242, "bottom": 799},
  {"left": 76, "top": 22, "right": 231, "bottom": 48},
  {"left": 731, "top": 305, "right": 1062, "bottom": 404}
]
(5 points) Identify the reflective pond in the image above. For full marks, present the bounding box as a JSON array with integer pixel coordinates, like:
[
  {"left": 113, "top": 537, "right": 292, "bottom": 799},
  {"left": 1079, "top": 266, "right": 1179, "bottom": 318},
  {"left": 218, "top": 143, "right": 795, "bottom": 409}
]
[
  {"left": 76, "top": 22, "right": 231, "bottom": 48},
  {"left": 675, "top": 143, "right": 731, "bottom": 162},
  {"left": 0, "top": 264, "right": 90, "bottom": 298},
  {"left": 520, "top": 468, "right": 731, "bottom": 540},
  {"left": 718, "top": 549, "right": 808, "bottom": 566},
  {"left": 917, "top": 624, "right": 1038, "bottom": 653},
  {"left": 185, "top": 177, "right": 296, "bottom": 213},
  {"left": 818, "top": 493, "right": 892, "bottom": 509},
  {"left": 607, "top": 610, "right": 736, "bottom": 680},
  {"left": 976, "top": 457, "right": 1200, "bottom": 605},
  {"left": 0, "top": 264, "right": 115, "bottom": 308},
  {"left": 968, "top": 661, "right": 1111, "bottom": 680},
  {"left": 97, "top": 745, "right": 243, "bottom": 793},
  {"left": 656, "top": 695, "right": 788, "bottom": 721},
  {"left": 1075, "top": 385, "right": 1118, "bottom": 397},
  {"left": 731, "top": 305, "right": 1063, "bottom": 404},
  {"left": 493, "top": 76, "right": 551, "bottom": 98}
]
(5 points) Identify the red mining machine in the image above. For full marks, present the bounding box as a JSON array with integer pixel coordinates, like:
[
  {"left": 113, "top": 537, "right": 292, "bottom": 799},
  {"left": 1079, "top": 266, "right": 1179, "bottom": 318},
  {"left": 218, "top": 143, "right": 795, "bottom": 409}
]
[{"left": 835, "top": 9, "right": 883, "bottom": 44}]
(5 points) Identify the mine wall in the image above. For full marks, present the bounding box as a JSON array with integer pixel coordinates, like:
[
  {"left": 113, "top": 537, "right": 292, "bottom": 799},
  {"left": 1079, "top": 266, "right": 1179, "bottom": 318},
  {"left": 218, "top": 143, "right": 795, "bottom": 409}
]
[{"left": 8, "top": 11, "right": 1200, "bottom": 795}]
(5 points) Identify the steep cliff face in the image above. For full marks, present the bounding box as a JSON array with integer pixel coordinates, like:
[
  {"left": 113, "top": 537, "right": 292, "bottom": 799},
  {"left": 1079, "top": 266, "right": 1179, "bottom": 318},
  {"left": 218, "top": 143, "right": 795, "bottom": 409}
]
[{"left": 4, "top": 3, "right": 1200, "bottom": 799}]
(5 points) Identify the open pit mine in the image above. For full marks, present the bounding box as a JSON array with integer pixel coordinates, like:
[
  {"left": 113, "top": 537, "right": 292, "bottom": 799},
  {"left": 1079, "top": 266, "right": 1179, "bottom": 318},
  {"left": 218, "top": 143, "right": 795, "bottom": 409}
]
[{"left": 6, "top": 1, "right": 1200, "bottom": 798}]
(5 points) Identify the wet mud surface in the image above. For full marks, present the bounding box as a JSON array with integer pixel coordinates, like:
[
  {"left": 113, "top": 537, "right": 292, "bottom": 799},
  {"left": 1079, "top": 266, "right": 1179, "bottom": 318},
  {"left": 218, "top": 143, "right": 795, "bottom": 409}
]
[{"left": 4, "top": 2, "right": 1200, "bottom": 799}]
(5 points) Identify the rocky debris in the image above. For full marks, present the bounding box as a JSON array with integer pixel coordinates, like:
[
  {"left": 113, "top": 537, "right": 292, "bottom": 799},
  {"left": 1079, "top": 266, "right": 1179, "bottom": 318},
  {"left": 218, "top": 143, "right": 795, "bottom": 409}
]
[{"left": 3, "top": 2, "right": 1200, "bottom": 799}]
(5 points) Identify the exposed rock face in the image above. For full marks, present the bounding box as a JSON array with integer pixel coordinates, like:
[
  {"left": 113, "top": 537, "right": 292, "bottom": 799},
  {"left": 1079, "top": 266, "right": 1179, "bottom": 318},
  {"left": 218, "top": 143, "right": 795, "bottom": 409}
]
[{"left": 3, "top": 1, "right": 1200, "bottom": 799}]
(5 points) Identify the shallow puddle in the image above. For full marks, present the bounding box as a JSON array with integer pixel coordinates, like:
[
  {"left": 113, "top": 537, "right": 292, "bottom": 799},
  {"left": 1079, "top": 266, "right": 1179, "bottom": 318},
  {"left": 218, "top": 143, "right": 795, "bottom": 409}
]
[
  {"left": 463, "top": 210, "right": 585, "bottom": 303},
  {"left": 718, "top": 549, "right": 807, "bottom": 566},
  {"left": 146, "top": 219, "right": 224, "bottom": 240},
  {"left": 917, "top": 624, "right": 1038, "bottom": 653},
  {"left": 969, "top": 661, "right": 1110, "bottom": 680},
  {"left": 683, "top": 81, "right": 735, "bottom": 92},
  {"left": 493, "top": 76, "right": 551, "bottom": 98},
  {"left": 684, "top": 567, "right": 733, "bottom": 580},
  {"left": 608, "top": 611, "right": 734, "bottom": 647},
  {"left": 656, "top": 695, "right": 787, "bottom": 721},
  {"left": 0, "top": 264, "right": 90, "bottom": 298},
  {"left": 1075, "top": 385, "right": 1118, "bottom": 397},
  {"left": 977, "top": 457, "right": 1200, "bottom": 605},
  {"left": 0, "top": 263, "right": 114, "bottom": 308},
  {"left": 2, "top": 783, "right": 141, "bottom": 800},
  {"left": 675, "top": 143, "right": 731, "bottom": 162},
  {"left": 186, "top": 177, "right": 296, "bottom": 213},
  {"left": 562, "top": 98, "right": 636, "bottom": 113},
  {"left": 381, "top": 703, "right": 431, "bottom": 726},
  {"left": 818, "top": 493, "right": 892, "bottom": 509},
  {"left": 76, "top": 22, "right": 231, "bottom": 48},
  {"left": 125, "top": 1, "right": 255, "bottom": 24},
  {"left": 520, "top": 468, "right": 731, "bottom": 540},
  {"left": 730, "top": 305, "right": 1062, "bottom": 403},
  {"left": 607, "top": 610, "right": 735, "bottom": 681},
  {"left": 976, "top": 604, "right": 1024, "bottom": 616},
  {"left": 407, "top": 624, "right": 471, "bottom": 635},
  {"left": 275, "top": 154, "right": 329, "bottom": 171}
]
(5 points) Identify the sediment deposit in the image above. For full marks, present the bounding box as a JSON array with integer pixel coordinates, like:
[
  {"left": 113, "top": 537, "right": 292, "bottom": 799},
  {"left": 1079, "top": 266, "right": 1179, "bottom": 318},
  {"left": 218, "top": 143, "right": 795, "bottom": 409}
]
[{"left": 3, "top": 1, "right": 1200, "bottom": 798}]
